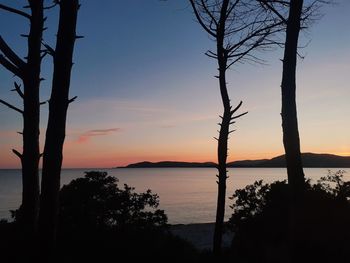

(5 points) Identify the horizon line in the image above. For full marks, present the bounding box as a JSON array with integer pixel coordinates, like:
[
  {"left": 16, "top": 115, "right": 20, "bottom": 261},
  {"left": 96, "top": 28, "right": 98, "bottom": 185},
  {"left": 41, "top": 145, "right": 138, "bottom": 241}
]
[{"left": 2, "top": 151, "right": 349, "bottom": 170}]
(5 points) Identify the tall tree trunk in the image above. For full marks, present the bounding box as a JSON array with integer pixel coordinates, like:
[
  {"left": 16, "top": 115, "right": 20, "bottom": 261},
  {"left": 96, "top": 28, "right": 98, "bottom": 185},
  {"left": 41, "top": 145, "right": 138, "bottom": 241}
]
[
  {"left": 188, "top": 0, "right": 265, "bottom": 255},
  {"left": 213, "top": 0, "right": 230, "bottom": 256},
  {"left": 39, "top": 0, "right": 79, "bottom": 254},
  {"left": 281, "top": 0, "right": 305, "bottom": 260},
  {"left": 281, "top": 0, "right": 305, "bottom": 201},
  {"left": 19, "top": 0, "right": 43, "bottom": 239}
]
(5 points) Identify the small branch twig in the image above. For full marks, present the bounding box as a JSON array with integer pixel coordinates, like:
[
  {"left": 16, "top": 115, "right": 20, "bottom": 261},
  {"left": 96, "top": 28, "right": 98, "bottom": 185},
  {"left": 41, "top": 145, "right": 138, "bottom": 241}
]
[
  {"left": 68, "top": 96, "right": 78, "bottom": 104},
  {"left": 0, "top": 55, "right": 22, "bottom": 77},
  {"left": 12, "top": 149, "right": 23, "bottom": 159},
  {"left": 0, "top": 99, "right": 23, "bottom": 114},
  {"left": 0, "top": 36, "right": 26, "bottom": 68},
  {"left": 11, "top": 82, "right": 24, "bottom": 99},
  {"left": 0, "top": 4, "right": 31, "bottom": 19}
]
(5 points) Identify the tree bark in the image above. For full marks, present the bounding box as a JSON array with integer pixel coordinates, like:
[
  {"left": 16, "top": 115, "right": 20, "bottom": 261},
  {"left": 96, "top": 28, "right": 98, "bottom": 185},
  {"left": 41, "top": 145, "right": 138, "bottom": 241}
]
[
  {"left": 281, "top": 0, "right": 305, "bottom": 202},
  {"left": 213, "top": 0, "right": 230, "bottom": 256},
  {"left": 19, "top": 0, "right": 43, "bottom": 239},
  {"left": 188, "top": 0, "right": 270, "bottom": 255},
  {"left": 38, "top": 0, "right": 79, "bottom": 254},
  {"left": 281, "top": 0, "right": 305, "bottom": 260}
]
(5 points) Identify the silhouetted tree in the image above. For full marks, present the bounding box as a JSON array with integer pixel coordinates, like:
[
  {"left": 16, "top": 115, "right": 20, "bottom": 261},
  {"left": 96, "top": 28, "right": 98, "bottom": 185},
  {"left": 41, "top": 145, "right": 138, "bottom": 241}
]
[
  {"left": 1, "top": 172, "right": 200, "bottom": 263},
  {"left": 0, "top": 1, "right": 44, "bottom": 238},
  {"left": 188, "top": 0, "right": 282, "bottom": 255},
  {"left": 258, "top": 0, "right": 329, "bottom": 198},
  {"left": 59, "top": 171, "right": 168, "bottom": 231},
  {"left": 38, "top": 0, "right": 80, "bottom": 254},
  {"left": 263, "top": 0, "right": 307, "bottom": 202},
  {"left": 279, "top": 3, "right": 306, "bottom": 258},
  {"left": 258, "top": 0, "right": 329, "bottom": 259}
]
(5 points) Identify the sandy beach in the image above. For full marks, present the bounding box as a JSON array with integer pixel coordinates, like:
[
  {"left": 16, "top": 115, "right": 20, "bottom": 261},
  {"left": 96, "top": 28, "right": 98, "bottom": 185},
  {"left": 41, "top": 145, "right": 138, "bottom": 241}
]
[{"left": 170, "top": 223, "right": 234, "bottom": 250}]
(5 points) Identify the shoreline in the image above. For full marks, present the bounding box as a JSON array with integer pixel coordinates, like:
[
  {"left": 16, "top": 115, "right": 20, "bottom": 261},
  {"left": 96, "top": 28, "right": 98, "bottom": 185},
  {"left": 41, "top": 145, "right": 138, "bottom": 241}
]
[{"left": 169, "top": 222, "right": 233, "bottom": 250}]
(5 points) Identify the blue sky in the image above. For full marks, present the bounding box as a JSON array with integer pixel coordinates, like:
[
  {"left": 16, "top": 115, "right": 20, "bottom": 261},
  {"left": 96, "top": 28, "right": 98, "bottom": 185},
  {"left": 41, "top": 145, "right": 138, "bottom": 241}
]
[{"left": 0, "top": 0, "right": 349, "bottom": 168}]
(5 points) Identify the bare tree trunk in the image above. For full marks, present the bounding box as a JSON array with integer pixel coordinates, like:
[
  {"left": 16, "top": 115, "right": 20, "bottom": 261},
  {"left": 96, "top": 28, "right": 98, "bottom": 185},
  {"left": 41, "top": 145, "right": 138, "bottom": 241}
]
[
  {"left": 0, "top": 3, "right": 43, "bottom": 258},
  {"left": 281, "top": 0, "right": 305, "bottom": 204},
  {"left": 188, "top": 0, "right": 274, "bottom": 256},
  {"left": 39, "top": 0, "right": 79, "bottom": 254},
  {"left": 19, "top": 0, "right": 43, "bottom": 238},
  {"left": 281, "top": 0, "right": 305, "bottom": 260},
  {"left": 282, "top": 0, "right": 305, "bottom": 200},
  {"left": 213, "top": 80, "right": 231, "bottom": 255},
  {"left": 213, "top": 0, "right": 230, "bottom": 256}
]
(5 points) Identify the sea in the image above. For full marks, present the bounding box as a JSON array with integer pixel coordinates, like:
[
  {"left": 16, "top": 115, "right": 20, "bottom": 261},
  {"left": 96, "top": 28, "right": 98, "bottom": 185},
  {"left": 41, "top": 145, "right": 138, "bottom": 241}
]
[{"left": 0, "top": 168, "right": 349, "bottom": 224}]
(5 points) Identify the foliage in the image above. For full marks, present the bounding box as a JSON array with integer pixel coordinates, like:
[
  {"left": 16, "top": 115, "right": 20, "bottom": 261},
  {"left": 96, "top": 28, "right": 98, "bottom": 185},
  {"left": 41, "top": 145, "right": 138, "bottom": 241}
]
[
  {"left": 2, "top": 171, "right": 199, "bottom": 262},
  {"left": 228, "top": 170, "right": 350, "bottom": 263},
  {"left": 59, "top": 171, "right": 168, "bottom": 231},
  {"left": 315, "top": 170, "right": 350, "bottom": 198},
  {"left": 56, "top": 171, "right": 200, "bottom": 262}
]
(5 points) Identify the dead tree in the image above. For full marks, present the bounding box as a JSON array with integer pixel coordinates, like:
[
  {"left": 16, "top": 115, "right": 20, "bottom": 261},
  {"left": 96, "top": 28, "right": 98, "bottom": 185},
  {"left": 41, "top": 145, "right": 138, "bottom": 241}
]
[
  {"left": 280, "top": 0, "right": 306, "bottom": 206},
  {"left": 188, "top": 0, "right": 282, "bottom": 255},
  {"left": 38, "top": 0, "right": 79, "bottom": 253},
  {"left": 0, "top": 1, "right": 44, "bottom": 237},
  {"left": 258, "top": 0, "right": 307, "bottom": 206},
  {"left": 258, "top": 0, "right": 328, "bottom": 259},
  {"left": 259, "top": 0, "right": 326, "bottom": 198}
]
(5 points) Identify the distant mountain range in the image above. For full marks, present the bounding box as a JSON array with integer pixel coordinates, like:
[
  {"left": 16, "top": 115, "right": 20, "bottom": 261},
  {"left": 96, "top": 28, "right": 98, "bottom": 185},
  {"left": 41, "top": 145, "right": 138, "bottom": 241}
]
[{"left": 118, "top": 153, "right": 350, "bottom": 168}]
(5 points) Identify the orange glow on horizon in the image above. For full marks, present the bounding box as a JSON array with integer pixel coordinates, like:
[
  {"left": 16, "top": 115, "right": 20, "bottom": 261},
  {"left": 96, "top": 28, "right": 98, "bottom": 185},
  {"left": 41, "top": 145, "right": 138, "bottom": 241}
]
[{"left": 1, "top": 149, "right": 350, "bottom": 169}]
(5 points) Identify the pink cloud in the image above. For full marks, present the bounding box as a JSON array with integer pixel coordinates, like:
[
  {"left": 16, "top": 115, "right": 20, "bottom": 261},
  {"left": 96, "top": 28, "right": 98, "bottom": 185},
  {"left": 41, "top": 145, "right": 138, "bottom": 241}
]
[{"left": 76, "top": 128, "right": 121, "bottom": 144}]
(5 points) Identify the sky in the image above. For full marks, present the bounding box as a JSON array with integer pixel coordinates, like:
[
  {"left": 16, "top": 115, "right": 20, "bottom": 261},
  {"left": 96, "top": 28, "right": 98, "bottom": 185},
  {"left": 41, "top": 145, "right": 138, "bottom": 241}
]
[{"left": 0, "top": 0, "right": 349, "bottom": 168}]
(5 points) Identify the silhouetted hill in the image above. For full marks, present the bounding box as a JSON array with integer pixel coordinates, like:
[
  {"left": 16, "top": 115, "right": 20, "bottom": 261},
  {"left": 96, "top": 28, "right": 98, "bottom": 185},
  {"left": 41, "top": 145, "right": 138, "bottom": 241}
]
[
  {"left": 121, "top": 161, "right": 216, "bottom": 168},
  {"left": 227, "top": 159, "right": 269, "bottom": 167},
  {"left": 255, "top": 153, "right": 350, "bottom": 168},
  {"left": 228, "top": 153, "right": 350, "bottom": 167},
  {"left": 119, "top": 153, "right": 350, "bottom": 168}
]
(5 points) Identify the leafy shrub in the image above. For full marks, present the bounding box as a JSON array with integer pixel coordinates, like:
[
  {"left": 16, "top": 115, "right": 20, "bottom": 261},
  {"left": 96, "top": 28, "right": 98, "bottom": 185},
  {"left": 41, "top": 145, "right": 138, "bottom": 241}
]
[
  {"left": 228, "top": 170, "right": 350, "bottom": 263},
  {"left": 56, "top": 171, "right": 199, "bottom": 262},
  {"left": 2, "top": 171, "right": 198, "bottom": 262},
  {"left": 59, "top": 171, "right": 167, "bottom": 231}
]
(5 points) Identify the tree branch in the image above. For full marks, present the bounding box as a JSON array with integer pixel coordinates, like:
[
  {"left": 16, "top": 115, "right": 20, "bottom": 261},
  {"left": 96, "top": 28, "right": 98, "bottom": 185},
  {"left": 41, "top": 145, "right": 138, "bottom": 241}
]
[
  {"left": 44, "top": 2, "right": 59, "bottom": 10},
  {"left": 11, "top": 82, "right": 24, "bottom": 99},
  {"left": 0, "top": 99, "right": 23, "bottom": 114},
  {"left": 205, "top": 50, "right": 218, "bottom": 59},
  {"left": 12, "top": 149, "right": 23, "bottom": 159},
  {"left": 42, "top": 42, "right": 55, "bottom": 57},
  {"left": 230, "top": 100, "right": 243, "bottom": 114},
  {"left": 68, "top": 96, "right": 78, "bottom": 104},
  {"left": 189, "top": 0, "right": 217, "bottom": 38},
  {"left": 227, "top": 20, "right": 283, "bottom": 53},
  {"left": 0, "top": 36, "right": 26, "bottom": 68},
  {"left": 200, "top": 0, "right": 218, "bottom": 27},
  {"left": 258, "top": 0, "right": 288, "bottom": 24},
  {"left": 0, "top": 4, "right": 31, "bottom": 19},
  {"left": 0, "top": 54, "right": 22, "bottom": 77},
  {"left": 231, "top": 111, "right": 248, "bottom": 120}
]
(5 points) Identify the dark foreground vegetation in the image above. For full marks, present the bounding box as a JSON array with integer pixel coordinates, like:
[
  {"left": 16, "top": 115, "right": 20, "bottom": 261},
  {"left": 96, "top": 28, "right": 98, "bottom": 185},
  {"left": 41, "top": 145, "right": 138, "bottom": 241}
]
[
  {"left": 0, "top": 171, "right": 198, "bottom": 262},
  {"left": 0, "top": 0, "right": 342, "bottom": 260},
  {"left": 229, "top": 170, "right": 350, "bottom": 263},
  {"left": 1, "top": 170, "right": 350, "bottom": 263}
]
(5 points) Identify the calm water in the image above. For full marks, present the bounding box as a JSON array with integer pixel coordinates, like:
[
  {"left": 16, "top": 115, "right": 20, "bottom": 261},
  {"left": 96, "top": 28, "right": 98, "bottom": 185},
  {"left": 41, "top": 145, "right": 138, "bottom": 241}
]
[{"left": 0, "top": 168, "right": 349, "bottom": 224}]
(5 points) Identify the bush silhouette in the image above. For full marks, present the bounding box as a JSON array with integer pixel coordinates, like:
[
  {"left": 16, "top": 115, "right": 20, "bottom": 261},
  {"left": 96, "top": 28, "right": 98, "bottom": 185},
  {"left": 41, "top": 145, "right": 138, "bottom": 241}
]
[
  {"left": 59, "top": 171, "right": 167, "bottom": 232},
  {"left": 1, "top": 171, "right": 198, "bottom": 262},
  {"left": 56, "top": 171, "right": 198, "bottom": 262},
  {"left": 228, "top": 170, "right": 350, "bottom": 263}
]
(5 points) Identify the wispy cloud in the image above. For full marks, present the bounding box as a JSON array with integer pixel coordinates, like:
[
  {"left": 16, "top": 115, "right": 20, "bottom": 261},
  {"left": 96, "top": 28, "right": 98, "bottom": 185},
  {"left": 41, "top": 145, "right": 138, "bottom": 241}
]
[{"left": 76, "top": 128, "right": 121, "bottom": 144}]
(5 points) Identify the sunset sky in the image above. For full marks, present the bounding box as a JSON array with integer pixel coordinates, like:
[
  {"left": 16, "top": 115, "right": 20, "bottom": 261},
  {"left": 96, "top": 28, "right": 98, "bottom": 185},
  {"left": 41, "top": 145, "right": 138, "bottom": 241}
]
[{"left": 0, "top": 0, "right": 349, "bottom": 168}]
